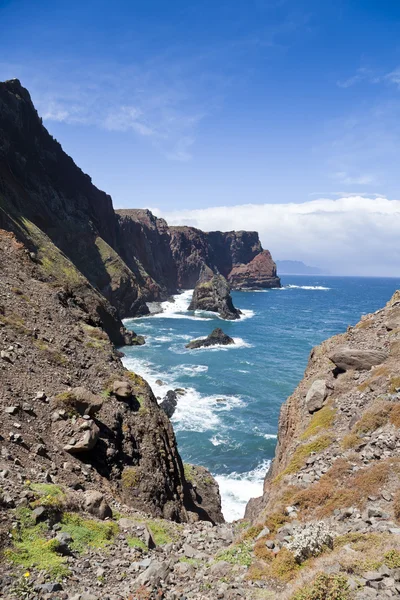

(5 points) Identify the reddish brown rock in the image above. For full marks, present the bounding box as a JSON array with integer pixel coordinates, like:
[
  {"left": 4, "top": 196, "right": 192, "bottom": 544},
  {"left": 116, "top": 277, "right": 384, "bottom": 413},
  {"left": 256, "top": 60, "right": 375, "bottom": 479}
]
[{"left": 228, "top": 250, "right": 280, "bottom": 289}]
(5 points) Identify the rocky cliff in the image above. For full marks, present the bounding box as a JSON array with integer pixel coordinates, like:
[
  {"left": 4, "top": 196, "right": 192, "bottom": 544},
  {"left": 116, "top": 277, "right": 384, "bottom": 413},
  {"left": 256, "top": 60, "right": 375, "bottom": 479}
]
[
  {"left": 238, "top": 291, "right": 400, "bottom": 598},
  {"left": 168, "top": 225, "right": 281, "bottom": 290},
  {"left": 0, "top": 80, "right": 154, "bottom": 328}
]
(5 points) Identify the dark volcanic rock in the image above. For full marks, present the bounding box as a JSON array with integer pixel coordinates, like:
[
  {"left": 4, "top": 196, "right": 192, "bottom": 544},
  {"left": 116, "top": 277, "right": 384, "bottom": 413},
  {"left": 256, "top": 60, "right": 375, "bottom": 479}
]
[
  {"left": 159, "top": 390, "right": 178, "bottom": 418},
  {"left": 116, "top": 208, "right": 178, "bottom": 299},
  {"left": 186, "top": 328, "right": 235, "bottom": 350},
  {"left": 184, "top": 464, "right": 224, "bottom": 524},
  {"left": 169, "top": 226, "right": 281, "bottom": 290},
  {"left": 228, "top": 250, "right": 280, "bottom": 289},
  {"left": 0, "top": 79, "right": 148, "bottom": 330},
  {"left": 188, "top": 265, "right": 241, "bottom": 320}
]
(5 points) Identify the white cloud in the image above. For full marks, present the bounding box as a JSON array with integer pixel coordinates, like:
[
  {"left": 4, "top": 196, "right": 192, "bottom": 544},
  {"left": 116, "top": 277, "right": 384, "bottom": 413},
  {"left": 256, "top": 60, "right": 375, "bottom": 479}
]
[
  {"left": 333, "top": 171, "right": 376, "bottom": 185},
  {"left": 152, "top": 196, "right": 400, "bottom": 277}
]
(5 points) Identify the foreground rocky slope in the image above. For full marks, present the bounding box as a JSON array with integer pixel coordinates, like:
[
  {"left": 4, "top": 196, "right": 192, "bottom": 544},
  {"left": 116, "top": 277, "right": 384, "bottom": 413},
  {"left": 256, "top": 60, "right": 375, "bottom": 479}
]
[{"left": 240, "top": 290, "right": 400, "bottom": 598}]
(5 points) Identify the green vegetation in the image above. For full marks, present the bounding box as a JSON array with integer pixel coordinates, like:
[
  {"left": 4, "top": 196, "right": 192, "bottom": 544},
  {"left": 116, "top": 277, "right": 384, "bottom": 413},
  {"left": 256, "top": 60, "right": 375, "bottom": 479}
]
[
  {"left": 385, "top": 549, "right": 400, "bottom": 568},
  {"left": 121, "top": 466, "right": 140, "bottom": 489},
  {"left": 30, "top": 483, "right": 65, "bottom": 508},
  {"left": 184, "top": 463, "right": 195, "bottom": 483},
  {"left": 216, "top": 542, "right": 253, "bottom": 567},
  {"left": 179, "top": 557, "right": 202, "bottom": 566},
  {"left": 291, "top": 573, "right": 350, "bottom": 600},
  {"left": 300, "top": 405, "right": 336, "bottom": 441},
  {"left": 147, "top": 520, "right": 177, "bottom": 546},
  {"left": 60, "top": 513, "right": 117, "bottom": 553},
  {"left": 5, "top": 508, "right": 69, "bottom": 579},
  {"left": 20, "top": 217, "right": 83, "bottom": 286},
  {"left": 127, "top": 536, "right": 147, "bottom": 551}
]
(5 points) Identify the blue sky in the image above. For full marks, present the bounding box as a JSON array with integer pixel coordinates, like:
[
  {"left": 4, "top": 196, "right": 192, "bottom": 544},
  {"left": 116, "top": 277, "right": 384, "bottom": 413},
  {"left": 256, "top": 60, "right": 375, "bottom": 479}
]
[{"left": 1, "top": 0, "right": 400, "bottom": 273}]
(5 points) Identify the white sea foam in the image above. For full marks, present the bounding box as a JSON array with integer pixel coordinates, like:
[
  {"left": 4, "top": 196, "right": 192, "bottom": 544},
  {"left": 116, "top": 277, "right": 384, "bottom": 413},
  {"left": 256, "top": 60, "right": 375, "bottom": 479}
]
[
  {"left": 210, "top": 435, "right": 228, "bottom": 446},
  {"left": 263, "top": 433, "right": 278, "bottom": 440},
  {"left": 215, "top": 460, "right": 271, "bottom": 522},
  {"left": 173, "top": 393, "right": 245, "bottom": 433},
  {"left": 122, "top": 355, "right": 244, "bottom": 432},
  {"left": 284, "top": 285, "right": 331, "bottom": 291}
]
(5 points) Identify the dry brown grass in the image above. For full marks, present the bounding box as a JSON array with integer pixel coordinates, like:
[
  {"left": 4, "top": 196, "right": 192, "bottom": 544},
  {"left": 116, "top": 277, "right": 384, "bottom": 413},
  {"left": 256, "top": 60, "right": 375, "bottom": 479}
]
[
  {"left": 341, "top": 433, "right": 361, "bottom": 450},
  {"left": 353, "top": 400, "right": 392, "bottom": 434},
  {"left": 389, "top": 376, "right": 400, "bottom": 393},
  {"left": 390, "top": 405, "right": 400, "bottom": 427},
  {"left": 394, "top": 490, "right": 400, "bottom": 523},
  {"left": 292, "top": 458, "right": 396, "bottom": 518},
  {"left": 254, "top": 541, "right": 274, "bottom": 561}
]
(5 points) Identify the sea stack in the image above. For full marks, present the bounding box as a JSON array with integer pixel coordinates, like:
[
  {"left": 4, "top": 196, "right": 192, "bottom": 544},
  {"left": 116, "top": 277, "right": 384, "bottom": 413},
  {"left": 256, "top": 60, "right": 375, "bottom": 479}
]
[{"left": 188, "top": 265, "right": 241, "bottom": 320}]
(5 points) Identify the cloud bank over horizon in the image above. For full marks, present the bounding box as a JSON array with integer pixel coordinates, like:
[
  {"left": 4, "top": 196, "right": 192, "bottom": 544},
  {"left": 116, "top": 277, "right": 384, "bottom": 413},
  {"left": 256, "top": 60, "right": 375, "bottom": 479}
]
[{"left": 149, "top": 196, "right": 400, "bottom": 277}]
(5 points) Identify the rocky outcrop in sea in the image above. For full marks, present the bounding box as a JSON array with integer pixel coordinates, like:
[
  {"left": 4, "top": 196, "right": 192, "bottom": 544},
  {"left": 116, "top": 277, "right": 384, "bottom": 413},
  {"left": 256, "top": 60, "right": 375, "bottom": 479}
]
[
  {"left": 186, "top": 327, "right": 235, "bottom": 349},
  {"left": 188, "top": 265, "right": 241, "bottom": 320}
]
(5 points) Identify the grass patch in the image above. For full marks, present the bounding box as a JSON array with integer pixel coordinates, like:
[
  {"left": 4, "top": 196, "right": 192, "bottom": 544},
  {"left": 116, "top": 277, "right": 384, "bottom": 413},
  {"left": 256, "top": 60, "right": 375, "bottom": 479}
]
[
  {"left": 60, "top": 513, "right": 117, "bottom": 553},
  {"left": 5, "top": 508, "right": 69, "bottom": 579},
  {"left": 30, "top": 483, "right": 65, "bottom": 508},
  {"left": 216, "top": 542, "right": 253, "bottom": 567},
  {"left": 291, "top": 573, "right": 350, "bottom": 600},
  {"left": 146, "top": 520, "right": 177, "bottom": 546},
  {"left": 353, "top": 401, "right": 391, "bottom": 434},
  {"left": 389, "top": 376, "right": 400, "bottom": 393},
  {"left": 385, "top": 549, "right": 400, "bottom": 568},
  {"left": 127, "top": 536, "right": 147, "bottom": 551},
  {"left": 121, "top": 466, "right": 140, "bottom": 489},
  {"left": 300, "top": 405, "right": 336, "bottom": 441},
  {"left": 183, "top": 463, "right": 195, "bottom": 483},
  {"left": 341, "top": 433, "right": 361, "bottom": 450}
]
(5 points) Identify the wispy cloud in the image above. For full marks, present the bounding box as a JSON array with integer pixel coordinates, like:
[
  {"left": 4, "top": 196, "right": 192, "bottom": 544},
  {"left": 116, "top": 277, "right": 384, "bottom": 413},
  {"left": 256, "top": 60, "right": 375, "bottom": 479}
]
[
  {"left": 152, "top": 196, "right": 400, "bottom": 276},
  {"left": 332, "top": 171, "right": 376, "bottom": 185},
  {"left": 0, "top": 59, "right": 214, "bottom": 162},
  {"left": 337, "top": 65, "right": 400, "bottom": 90}
]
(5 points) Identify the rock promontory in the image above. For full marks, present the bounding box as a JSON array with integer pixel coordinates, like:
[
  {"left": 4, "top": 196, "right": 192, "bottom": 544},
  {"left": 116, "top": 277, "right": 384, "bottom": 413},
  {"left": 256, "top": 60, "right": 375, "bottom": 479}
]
[{"left": 186, "top": 327, "right": 235, "bottom": 349}]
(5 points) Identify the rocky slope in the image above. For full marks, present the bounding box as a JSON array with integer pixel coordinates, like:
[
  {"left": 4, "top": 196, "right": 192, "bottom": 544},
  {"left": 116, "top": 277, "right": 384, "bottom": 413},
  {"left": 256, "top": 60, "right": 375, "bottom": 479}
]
[{"left": 239, "top": 290, "right": 400, "bottom": 599}]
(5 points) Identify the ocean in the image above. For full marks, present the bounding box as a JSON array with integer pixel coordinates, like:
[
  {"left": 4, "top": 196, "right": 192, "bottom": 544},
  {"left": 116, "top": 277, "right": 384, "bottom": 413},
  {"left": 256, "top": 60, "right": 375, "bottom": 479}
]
[{"left": 122, "top": 276, "right": 400, "bottom": 521}]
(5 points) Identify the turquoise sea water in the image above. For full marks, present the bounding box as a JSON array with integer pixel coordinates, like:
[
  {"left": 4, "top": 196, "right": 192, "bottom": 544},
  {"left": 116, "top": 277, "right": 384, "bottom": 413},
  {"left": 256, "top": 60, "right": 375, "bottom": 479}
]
[{"left": 122, "top": 276, "right": 400, "bottom": 520}]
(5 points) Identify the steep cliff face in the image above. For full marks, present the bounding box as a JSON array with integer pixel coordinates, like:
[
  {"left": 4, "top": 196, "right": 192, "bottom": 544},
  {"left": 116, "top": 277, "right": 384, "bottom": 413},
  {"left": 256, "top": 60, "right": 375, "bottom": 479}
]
[
  {"left": 167, "top": 225, "right": 281, "bottom": 290},
  {"left": 169, "top": 225, "right": 212, "bottom": 289},
  {"left": 116, "top": 208, "right": 177, "bottom": 298},
  {"left": 0, "top": 79, "right": 148, "bottom": 322}
]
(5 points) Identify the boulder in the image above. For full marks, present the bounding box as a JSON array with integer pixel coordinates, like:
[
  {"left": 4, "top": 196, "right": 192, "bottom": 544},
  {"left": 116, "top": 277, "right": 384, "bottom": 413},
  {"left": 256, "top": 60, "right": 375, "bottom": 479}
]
[
  {"left": 54, "top": 387, "right": 103, "bottom": 417},
  {"left": 112, "top": 380, "right": 132, "bottom": 399},
  {"left": 188, "top": 265, "right": 241, "bottom": 320},
  {"left": 184, "top": 463, "right": 224, "bottom": 524},
  {"left": 83, "top": 490, "right": 112, "bottom": 520},
  {"left": 306, "top": 379, "right": 328, "bottom": 413},
  {"left": 62, "top": 418, "right": 100, "bottom": 453},
  {"left": 329, "top": 348, "right": 388, "bottom": 371},
  {"left": 159, "top": 390, "right": 178, "bottom": 418},
  {"left": 186, "top": 328, "right": 235, "bottom": 350}
]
